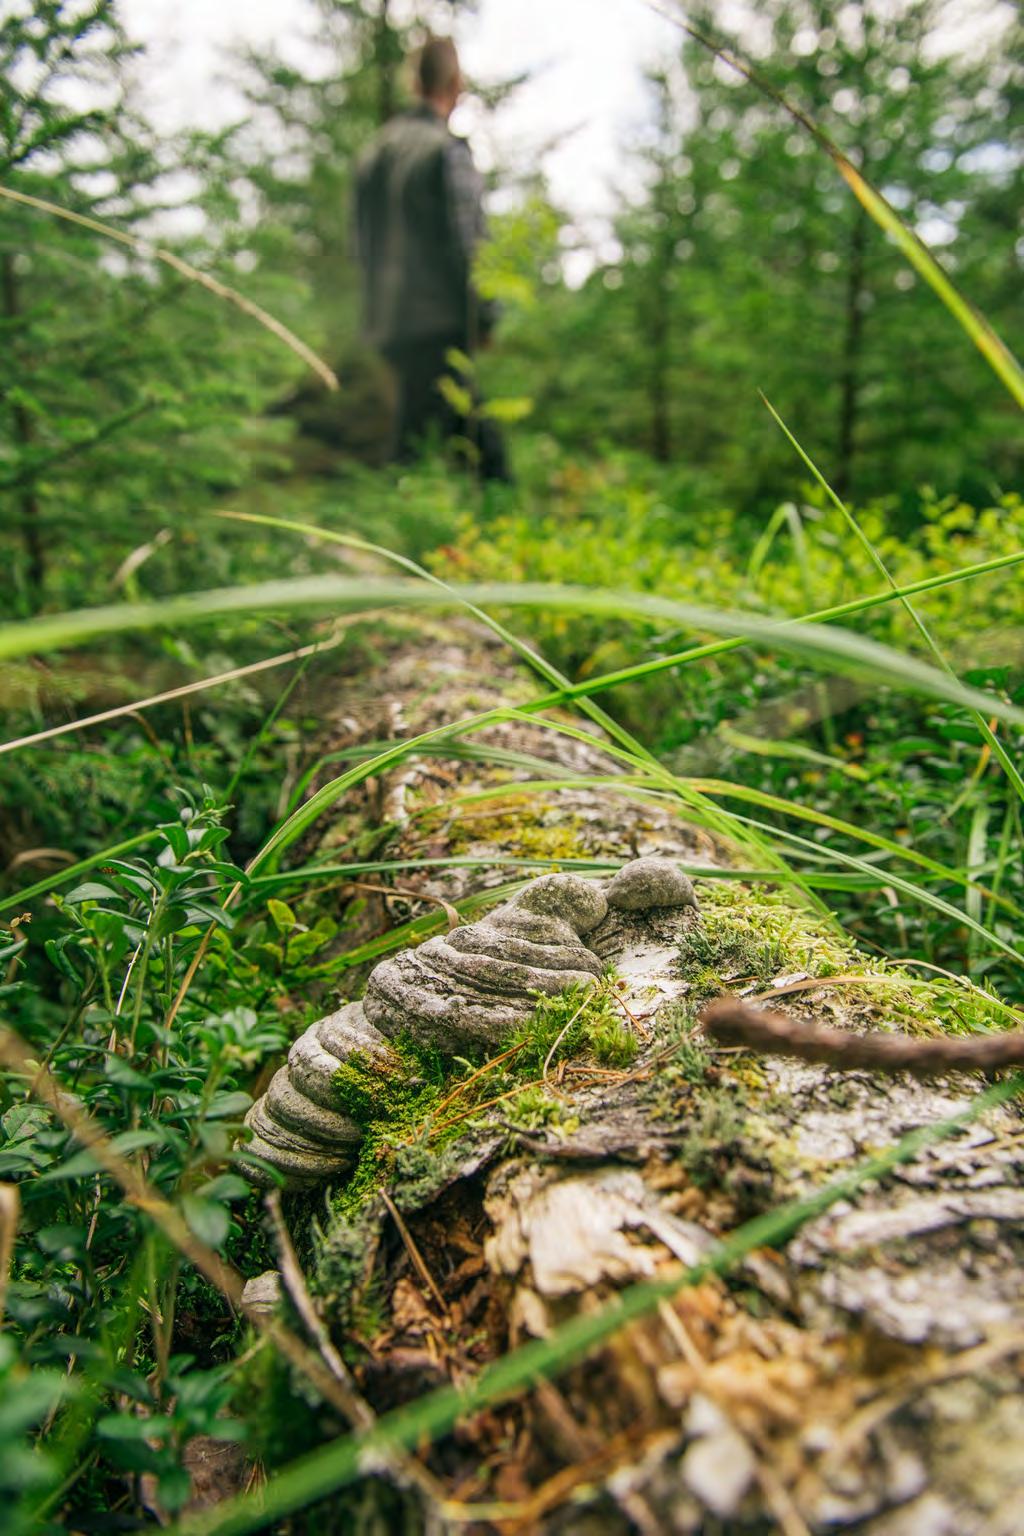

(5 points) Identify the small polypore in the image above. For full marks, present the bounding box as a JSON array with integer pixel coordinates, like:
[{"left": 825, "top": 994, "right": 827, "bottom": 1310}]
[{"left": 239, "top": 859, "right": 698, "bottom": 1188}]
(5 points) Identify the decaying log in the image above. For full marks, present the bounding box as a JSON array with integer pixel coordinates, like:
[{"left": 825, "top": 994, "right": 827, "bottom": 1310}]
[{"left": 240, "top": 618, "right": 1024, "bottom": 1536}]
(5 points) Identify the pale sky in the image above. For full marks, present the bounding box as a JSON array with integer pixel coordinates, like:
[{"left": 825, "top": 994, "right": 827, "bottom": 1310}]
[{"left": 120, "top": 0, "right": 682, "bottom": 273}]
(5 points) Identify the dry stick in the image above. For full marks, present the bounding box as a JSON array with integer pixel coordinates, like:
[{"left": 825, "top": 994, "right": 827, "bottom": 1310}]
[
  {"left": 0, "top": 185, "right": 339, "bottom": 391},
  {"left": 265, "top": 1192, "right": 372, "bottom": 1427},
  {"left": 430, "top": 1076, "right": 552, "bottom": 1137},
  {"left": 379, "top": 1190, "right": 448, "bottom": 1316},
  {"left": 542, "top": 985, "right": 601, "bottom": 1092},
  {"left": 0, "top": 630, "right": 348, "bottom": 757},
  {"left": 0, "top": 1182, "right": 19, "bottom": 1329},
  {"left": 344, "top": 880, "right": 461, "bottom": 933},
  {"left": 0, "top": 1024, "right": 395, "bottom": 1419},
  {"left": 610, "top": 982, "right": 651, "bottom": 1041},
  {"left": 700, "top": 998, "right": 1024, "bottom": 1077},
  {"left": 4, "top": 847, "right": 75, "bottom": 873},
  {"left": 746, "top": 972, "right": 933, "bottom": 1004},
  {"left": 265, "top": 1193, "right": 449, "bottom": 1509},
  {"left": 429, "top": 1040, "right": 528, "bottom": 1123}
]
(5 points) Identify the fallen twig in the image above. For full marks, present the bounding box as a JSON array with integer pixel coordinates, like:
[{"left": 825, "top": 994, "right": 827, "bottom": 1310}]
[
  {"left": 700, "top": 997, "right": 1024, "bottom": 1076},
  {"left": 379, "top": 1189, "right": 448, "bottom": 1316}
]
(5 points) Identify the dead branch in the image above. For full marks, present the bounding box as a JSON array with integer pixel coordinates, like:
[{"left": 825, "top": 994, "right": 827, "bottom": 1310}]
[{"left": 700, "top": 998, "right": 1024, "bottom": 1077}]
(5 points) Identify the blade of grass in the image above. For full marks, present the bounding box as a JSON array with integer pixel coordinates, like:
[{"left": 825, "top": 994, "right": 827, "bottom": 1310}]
[
  {"left": 0, "top": 631, "right": 347, "bottom": 758},
  {"left": 511, "top": 548, "right": 1024, "bottom": 710},
  {"left": 2, "top": 551, "right": 1021, "bottom": 759},
  {"left": 3, "top": 577, "right": 1023, "bottom": 732},
  {"left": 717, "top": 804, "right": 1024, "bottom": 966},
  {"left": 246, "top": 856, "right": 876, "bottom": 894},
  {"left": 966, "top": 802, "right": 991, "bottom": 977},
  {"left": 171, "top": 1070, "right": 1023, "bottom": 1536},
  {"left": 217, "top": 508, "right": 659, "bottom": 769},
  {"left": 684, "top": 776, "right": 1022, "bottom": 920},
  {"left": 0, "top": 831, "right": 157, "bottom": 915},
  {"left": 762, "top": 393, "right": 1024, "bottom": 806}
]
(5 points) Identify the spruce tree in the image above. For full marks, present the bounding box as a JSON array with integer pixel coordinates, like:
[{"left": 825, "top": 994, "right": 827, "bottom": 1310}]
[{"left": 0, "top": 1, "right": 279, "bottom": 613}]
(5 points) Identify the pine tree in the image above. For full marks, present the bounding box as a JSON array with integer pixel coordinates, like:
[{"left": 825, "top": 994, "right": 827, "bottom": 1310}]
[
  {"left": 0, "top": 2, "right": 279, "bottom": 612},
  {"left": 670, "top": 0, "right": 1020, "bottom": 506},
  {"left": 533, "top": 0, "right": 1019, "bottom": 510}
]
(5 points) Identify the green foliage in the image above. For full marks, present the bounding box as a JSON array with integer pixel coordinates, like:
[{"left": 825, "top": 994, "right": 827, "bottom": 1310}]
[
  {"left": 0, "top": 2, "right": 304, "bottom": 615},
  {"left": 488, "top": 2, "right": 1020, "bottom": 509}
]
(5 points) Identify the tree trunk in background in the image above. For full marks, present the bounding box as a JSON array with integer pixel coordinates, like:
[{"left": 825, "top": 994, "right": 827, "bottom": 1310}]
[
  {"left": 649, "top": 235, "right": 672, "bottom": 463},
  {"left": 1, "top": 251, "right": 44, "bottom": 600},
  {"left": 375, "top": 0, "right": 396, "bottom": 125},
  {"left": 835, "top": 197, "right": 869, "bottom": 500}
]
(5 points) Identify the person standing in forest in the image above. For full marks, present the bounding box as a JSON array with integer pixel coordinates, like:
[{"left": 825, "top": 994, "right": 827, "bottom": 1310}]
[{"left": 354, "top": 35, "right": 509, "bottom": 482}]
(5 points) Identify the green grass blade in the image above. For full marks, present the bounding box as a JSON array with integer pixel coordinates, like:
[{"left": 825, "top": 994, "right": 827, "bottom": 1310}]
[
  {"left": 655, "top": 6, "right": 1024, "bottom": 407},
  {"left": 516, "top": 549, "right": 1024, "bottom": 709},
  {"left": 687, "top": 776, "right": 1023, "bottom": 920},
  {"left": 3, "top": 577, "right": 1022, "bottom": 728},
  {"left": 1, "top": 551, "right": 1018, "bottom": 762},
  {"left": 217, "top": 508, "right": 659, "bottom": 769},
  {"left": 722, "top": 806, "right": 1024, "bottom": 966},
  {"left": 762, "top": 393, "right": 1024, "bottom": 806}
]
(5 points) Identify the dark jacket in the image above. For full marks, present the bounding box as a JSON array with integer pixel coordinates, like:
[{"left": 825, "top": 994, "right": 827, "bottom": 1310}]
[{"left": 354, "top": 103, "right": 495, "bottom": 352}]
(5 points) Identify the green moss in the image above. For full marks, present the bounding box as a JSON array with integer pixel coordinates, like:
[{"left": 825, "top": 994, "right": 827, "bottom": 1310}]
[
  {"left": 685, "top": 879, "right": 1018, "bottom": 1039},
  {"left": 504, "top": 978, "right": 627, "bottom": 1071},
  {"left": 328, "top": 1037, "right": 457, "bottom": 1221},
  {"left": 501, "top": 1085, "right": 580, "bottom": 1134},
  {"left": 680, "top": 882, "right": 855, "bottom": 1000},
  {"left": 332, "top": 1037, "right": 446, "bottom": 1127},
  {"left": 321, "top": 977, "right": 642, "bottom": 1229},
  {"left": 440, "top": 796, "right": 591, "bottom": 863},
  {"left": 654, "top": 1002, "right": 712, "bottom": 1086},
  {"left": 675, "top": 1093, "right": 748, "bottom": 1188}
]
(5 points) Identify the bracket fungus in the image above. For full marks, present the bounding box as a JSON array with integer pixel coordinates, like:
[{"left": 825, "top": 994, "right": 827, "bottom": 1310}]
[{"left": 239, "top": 859, "right": 698, "bottom": 1188}]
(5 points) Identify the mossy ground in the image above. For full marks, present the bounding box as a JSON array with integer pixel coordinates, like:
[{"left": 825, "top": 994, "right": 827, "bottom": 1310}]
[{"left": 683, "top": 879, "right": 1017, "bottom": 1039}]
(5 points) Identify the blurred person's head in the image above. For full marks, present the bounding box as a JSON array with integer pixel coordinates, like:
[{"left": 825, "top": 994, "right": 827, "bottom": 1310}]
[{"left": 415, "top": 36, "right": 462, "bottom": 121}]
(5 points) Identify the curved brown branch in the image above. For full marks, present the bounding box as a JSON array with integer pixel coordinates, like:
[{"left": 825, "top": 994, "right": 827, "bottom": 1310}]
[{"left": 700, "top": 997, "right": 1024, "bottom": 1077}]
